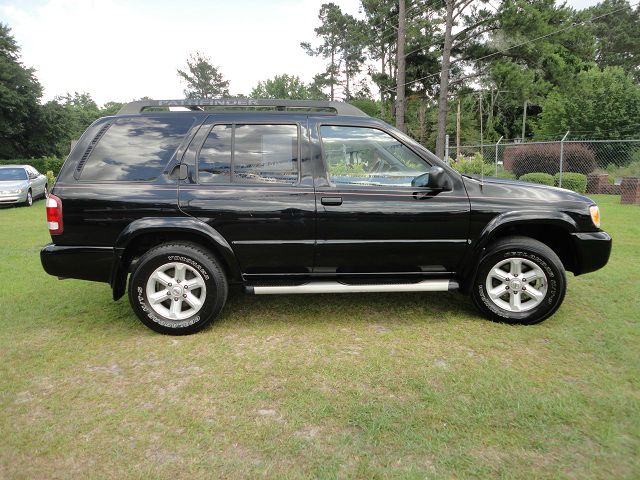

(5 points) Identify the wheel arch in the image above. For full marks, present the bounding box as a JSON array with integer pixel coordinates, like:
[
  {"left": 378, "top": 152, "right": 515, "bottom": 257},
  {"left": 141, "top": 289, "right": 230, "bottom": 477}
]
[
  {"left": 459, "top": 211, "right": 578, "bottom": 293},
  {"left": 110, "top": 217, "right": 242, "bottom": 300}
]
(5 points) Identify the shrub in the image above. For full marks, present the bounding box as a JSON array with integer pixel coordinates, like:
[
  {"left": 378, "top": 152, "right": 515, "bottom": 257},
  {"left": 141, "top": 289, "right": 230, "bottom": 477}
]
[
  {"left": 508, "top": 143, "right": 597, "bottom": 177},
  {"left": 0, "top": 157, "right": 65, "bottom": 176},
  {"left": 451, "top": 153, "right": 494, "bottom": 176},
  {"left": 554, "top": 172, "right": 587, "bottom": 193},
  {"left": 46, "top": 171, "right": 56, "bottom": 188},
  {"left": 519, "top": 172, "right": 555, "bottom": 186},
  {"left": 495, "top": 170, "right": 517, "bottom": 180}
]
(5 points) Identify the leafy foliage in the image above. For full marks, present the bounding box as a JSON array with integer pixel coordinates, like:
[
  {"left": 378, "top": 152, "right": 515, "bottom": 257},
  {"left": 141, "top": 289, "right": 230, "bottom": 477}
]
[
  {"left": 177, "top": 52, "right": 229, "bottom": 99},
  {"left": 519, "top": 172, "right": 555, "bottom": 185},
  {"left": 509, "top": 143, "right": 597, "bottom": 177},
  {"left": 0, "top": 156, "right": 64, "bottom": 175},
  {"left": 450, "top": 153, "right": 495, "bottom": 176},
  {"left": 555, "top": 172, "right": 587, "bottom": 193},
  {"left": 250, "top": 74, "right": 316, "bottom": 100}
]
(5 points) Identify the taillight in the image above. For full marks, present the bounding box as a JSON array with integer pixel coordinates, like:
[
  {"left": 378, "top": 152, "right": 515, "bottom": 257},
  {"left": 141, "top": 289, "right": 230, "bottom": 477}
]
[{"left": 46, "top": 194, "right": 63, "bottom": 234}]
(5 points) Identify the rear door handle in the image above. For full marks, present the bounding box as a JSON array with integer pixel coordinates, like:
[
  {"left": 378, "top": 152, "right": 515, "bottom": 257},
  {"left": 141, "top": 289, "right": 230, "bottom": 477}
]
[{"left": 321, "top": 196, "right": 343, "bottom": 206}]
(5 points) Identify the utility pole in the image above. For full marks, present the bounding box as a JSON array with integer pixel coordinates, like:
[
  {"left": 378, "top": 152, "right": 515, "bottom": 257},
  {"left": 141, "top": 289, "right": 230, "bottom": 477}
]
[
  {"left": 456, "top": 98, "right": 461, "bottom": 160},
  {"left": 521, "top": 99, "right": 528, "bottom": 141},
  {"left": 395, "top": 0, "right": 406, "bottom": 132}
]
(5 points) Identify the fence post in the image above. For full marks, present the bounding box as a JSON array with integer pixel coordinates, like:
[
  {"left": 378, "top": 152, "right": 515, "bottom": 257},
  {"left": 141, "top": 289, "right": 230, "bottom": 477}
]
[
  {"left": 495, "top": 136, "right": 503, "bottom": 176},
  {"left": 558, "top": 130, "right": 570, "bottom": 188},
  {"left": 444, "top": 134, "right": 450, "bottom": 164}
]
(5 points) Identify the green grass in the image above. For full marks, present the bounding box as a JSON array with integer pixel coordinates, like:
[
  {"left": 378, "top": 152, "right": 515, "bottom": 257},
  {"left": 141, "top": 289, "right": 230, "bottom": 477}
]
[{"left": 0, "top": 195, "right": 638, "bottom": 479}]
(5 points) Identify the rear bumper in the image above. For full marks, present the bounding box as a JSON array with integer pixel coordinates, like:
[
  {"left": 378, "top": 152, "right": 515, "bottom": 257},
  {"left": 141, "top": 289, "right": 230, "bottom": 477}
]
[
  {"left": 571, "top": 231, "right": 612, "bottom": 275},
  {"left": 40, "top": 244, "right": 114, "bottom": 283}
]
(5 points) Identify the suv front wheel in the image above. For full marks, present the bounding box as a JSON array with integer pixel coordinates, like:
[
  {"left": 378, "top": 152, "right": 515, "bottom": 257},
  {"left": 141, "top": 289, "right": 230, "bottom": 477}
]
[
  {"left": 471, "top": 236, "right": 566, "bottom": 324},
  {"left": 128, "top": 242, "right": 228, "bottom": 334}
]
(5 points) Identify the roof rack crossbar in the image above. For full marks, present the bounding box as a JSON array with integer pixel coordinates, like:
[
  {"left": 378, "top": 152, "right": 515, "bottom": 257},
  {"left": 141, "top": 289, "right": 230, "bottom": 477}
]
[{"left": 117, "top": 98, "right": 367, "bottom": 117}]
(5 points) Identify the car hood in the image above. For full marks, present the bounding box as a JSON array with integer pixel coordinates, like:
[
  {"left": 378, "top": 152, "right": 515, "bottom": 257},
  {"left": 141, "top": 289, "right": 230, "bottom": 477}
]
[
  {"left": 462, "top": 174, "right": 594, "bottom": 205},
  {"left": 0, "top": 180, "right": 28, "bottom": 190}
]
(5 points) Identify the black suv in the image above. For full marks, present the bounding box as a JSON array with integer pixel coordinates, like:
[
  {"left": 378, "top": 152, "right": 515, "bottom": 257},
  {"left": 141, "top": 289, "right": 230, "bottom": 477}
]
[{"left": 41, "top": 99, "right": 611, "bottom": 334}]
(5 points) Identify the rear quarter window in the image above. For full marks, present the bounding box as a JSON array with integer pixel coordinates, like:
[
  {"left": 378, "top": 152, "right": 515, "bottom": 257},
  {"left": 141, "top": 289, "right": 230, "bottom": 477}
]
[{"left": 79, "top": 115, "right": 196, "bottom": 181}]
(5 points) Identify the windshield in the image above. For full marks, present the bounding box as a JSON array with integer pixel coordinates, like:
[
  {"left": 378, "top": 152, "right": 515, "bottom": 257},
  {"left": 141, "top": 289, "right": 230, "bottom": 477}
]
[{"left": 0, "top": 168, "right": 27, "bottom": 181}]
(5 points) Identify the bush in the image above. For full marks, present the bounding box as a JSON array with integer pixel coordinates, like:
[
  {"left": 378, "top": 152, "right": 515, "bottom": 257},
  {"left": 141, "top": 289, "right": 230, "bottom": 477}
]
[
  {"left": 451, "top": 153, "right": 494, "bottom": 176},
  {"left": 554, "top": 172, "right": 587, "bottom": 193},
  {"left": 46, "top": 171, "right": 56, "bottom": 188},
  {"left": 508, "top": 143, "right": 597, "bottom": 177},
  {"left": 0, "top": 157, "right": 65, "bottom": 176},
  {"left": 519, "top": 172, "right": 555, "bottom": 186},
  {"left": 605, "top": 159, "right": 640, "bottom": 180},
  {"left": 495, "top": 170, "right": 517, "bottom": 180}
]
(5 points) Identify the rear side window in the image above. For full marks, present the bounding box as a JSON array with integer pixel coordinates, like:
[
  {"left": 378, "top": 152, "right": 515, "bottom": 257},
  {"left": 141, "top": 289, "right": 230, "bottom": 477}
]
[
  {"left": 80, "top": 116, "right": 195, "bottom": 181},
  {"left": 198, "top": 124, "right": 299, "bottom": 184}
]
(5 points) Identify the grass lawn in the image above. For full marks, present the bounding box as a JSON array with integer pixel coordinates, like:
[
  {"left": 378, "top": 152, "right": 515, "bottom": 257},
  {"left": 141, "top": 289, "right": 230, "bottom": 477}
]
[{"left": 0, "top": 195, "right": 638, "bottom": 479}]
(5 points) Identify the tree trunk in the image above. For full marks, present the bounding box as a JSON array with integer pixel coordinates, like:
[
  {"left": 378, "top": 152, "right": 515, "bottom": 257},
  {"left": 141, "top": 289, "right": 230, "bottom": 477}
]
[
  {"left": 435, "top": 0, "right": 455, "bottom": 159},
  {"left": 380, "top": 50, "right": 386, "bottom": 118},
  {"left": 395, "top": 0, "right": 406, "bottom": 132},
  {"left": 330, "top": 50, "right": 335, "bottom": 101}
]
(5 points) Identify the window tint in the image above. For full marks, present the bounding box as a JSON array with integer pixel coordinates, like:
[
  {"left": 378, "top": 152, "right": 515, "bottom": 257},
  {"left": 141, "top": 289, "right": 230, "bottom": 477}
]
[
  {"left": 80, "top": 115, "right": 195, "bottom": 181},
  {"left": 197, "top": 124, "right": 299, "bottom": 185},
  {"left": 320, "top": 126, "right": 428, "bottom": 187},
  {"left": 199, "top": 124, "right": 232, "bottom": 183},
  {"left": 233, "top": 124, "right": 298, "bottom": 184}
]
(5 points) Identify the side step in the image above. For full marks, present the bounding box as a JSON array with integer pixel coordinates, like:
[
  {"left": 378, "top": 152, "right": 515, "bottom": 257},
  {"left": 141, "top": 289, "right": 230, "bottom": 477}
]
[{"left": 247, "top": 280, "right": 458, "bottom": 295}]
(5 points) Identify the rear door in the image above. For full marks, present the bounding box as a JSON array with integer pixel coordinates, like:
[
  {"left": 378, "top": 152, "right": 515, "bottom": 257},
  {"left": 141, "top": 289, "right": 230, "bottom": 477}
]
[
  {"left": 177, "top": 114, "right": 316, "bottom": 280},
  {"left": 311, "top": 119, "right": 470, "bottom": 279}
]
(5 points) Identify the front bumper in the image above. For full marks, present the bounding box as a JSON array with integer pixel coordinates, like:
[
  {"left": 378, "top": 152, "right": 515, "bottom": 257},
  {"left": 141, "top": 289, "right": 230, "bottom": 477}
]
[
  {"left": 40, "top": 244, "right": 114, "bottom": 283},
  {"left": 571, "top": 231, "right": 612, "bottom": 275}
]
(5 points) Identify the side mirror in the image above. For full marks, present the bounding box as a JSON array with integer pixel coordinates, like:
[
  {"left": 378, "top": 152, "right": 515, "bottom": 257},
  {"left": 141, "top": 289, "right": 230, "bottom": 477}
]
[{"left": 411, "top": 166, "right": 451, "bottom": 190}]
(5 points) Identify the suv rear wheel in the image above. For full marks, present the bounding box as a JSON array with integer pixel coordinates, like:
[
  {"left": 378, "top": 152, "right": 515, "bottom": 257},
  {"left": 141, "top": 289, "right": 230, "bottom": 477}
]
[
  {"left": 471, "top": 236, "right": 566, "bottom": 324},
  {"left": 128, "top": 242, "right": 228, "bottom": 334}
]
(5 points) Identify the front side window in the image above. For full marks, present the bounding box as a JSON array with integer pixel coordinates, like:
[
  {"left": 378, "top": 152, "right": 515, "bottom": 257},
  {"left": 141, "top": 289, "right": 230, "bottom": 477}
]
[
  {"left": 80, "top": 115, "right": 195, "bottom": 182},
  {"left": 320, "top": 125, "right": 428, "bottom": 187},
  {"left": 197, "top": 124, "right": 299, "bottom": 184}
]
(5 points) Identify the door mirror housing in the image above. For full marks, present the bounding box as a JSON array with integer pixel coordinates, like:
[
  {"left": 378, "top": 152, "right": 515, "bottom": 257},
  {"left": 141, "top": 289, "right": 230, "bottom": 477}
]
[
  {"left": 170, "top": 164, "right": 188, "bottom": 181},
  {"left": 411, "top": 166, "right": 451, "bottom": 190}
]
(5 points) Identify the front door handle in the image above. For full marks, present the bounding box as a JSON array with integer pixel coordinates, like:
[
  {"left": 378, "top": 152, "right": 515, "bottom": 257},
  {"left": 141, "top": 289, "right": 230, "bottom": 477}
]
[{"left": 321, "top": 196, "right": 343, "bottom": 206}]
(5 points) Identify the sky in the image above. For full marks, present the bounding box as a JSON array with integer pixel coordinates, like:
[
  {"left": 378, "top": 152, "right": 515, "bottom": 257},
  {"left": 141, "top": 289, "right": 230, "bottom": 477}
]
[{"left": 1, "top": 0, "right": 603, "bottom": 106}]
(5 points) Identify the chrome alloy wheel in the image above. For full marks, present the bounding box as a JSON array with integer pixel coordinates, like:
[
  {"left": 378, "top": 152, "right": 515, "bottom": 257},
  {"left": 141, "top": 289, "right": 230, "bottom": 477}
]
[
  {"left": 485, "top": 257, "right": 548, "bottom": 313},
  {"left": 145, "top": 262, "right": 207, "bottom": 320}
]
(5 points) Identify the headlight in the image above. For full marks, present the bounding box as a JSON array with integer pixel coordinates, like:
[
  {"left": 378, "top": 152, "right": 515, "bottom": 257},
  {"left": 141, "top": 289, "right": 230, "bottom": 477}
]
[{"left": 589, "top": 205, "right": 601, "bottom": 228}]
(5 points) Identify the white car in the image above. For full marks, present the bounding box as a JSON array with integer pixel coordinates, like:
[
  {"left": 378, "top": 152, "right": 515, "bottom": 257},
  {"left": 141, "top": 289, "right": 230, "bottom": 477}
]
[{"left": 0, "top": 165, "right": 49, "bottom": 206}]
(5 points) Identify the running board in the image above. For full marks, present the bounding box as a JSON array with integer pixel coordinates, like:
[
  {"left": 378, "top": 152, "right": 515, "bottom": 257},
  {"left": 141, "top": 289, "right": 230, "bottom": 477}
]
[{"left": 247, "top": 280, "right": 458, "bottom": 295}]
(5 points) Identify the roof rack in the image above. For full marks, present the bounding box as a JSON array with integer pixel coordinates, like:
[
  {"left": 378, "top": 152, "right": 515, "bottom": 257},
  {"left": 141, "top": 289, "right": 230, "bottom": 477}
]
[{"left": 117, "top": 98, "right": 368, "bottom": 117}]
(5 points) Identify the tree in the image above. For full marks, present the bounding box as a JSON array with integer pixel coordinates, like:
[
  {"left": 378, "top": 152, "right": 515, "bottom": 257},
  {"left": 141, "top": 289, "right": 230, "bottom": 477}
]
[
  {"left": 0, "top": 23, "right": 42, "bottom": 158},
  {"left": 250, "top": 74, "right": 314, "bottom": 99},
  {"left": 301, "top": 3, "right": 345, "bottom": 101},
  {"left": 395, "top": 0, "right": 407, "bottom": 132},
  {"left": 435, "top": 0, "right": 496, "bottom": 159},
  {"left": 177, "top": 52, "right": 230, "bottom": 99},
  {"left": 536, "top": 66, "right": 640, "bottom": 140},
  {"left": 586, "top": 0, "right": 640, "bottom": 81}
]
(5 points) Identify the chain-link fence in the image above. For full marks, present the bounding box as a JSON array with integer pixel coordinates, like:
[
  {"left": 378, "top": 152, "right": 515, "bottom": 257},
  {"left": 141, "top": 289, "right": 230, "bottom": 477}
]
[{"left": 448, "top": 138, "right": 640, "bottom": 189}]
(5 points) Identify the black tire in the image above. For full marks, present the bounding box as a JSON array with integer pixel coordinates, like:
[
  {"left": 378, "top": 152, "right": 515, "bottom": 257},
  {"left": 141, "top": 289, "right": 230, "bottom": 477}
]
[
  {"left": 43, "top": 185, "right": 48, "bottom": 199},
  {"left": 128, "top": 242, "right": 228, "bottom": 334},
  {"left": 471, "top": 236, "right": 566, "bottom": 325},
  {"left": 24, "top": 189, "right": 33, "bottom": 207}
]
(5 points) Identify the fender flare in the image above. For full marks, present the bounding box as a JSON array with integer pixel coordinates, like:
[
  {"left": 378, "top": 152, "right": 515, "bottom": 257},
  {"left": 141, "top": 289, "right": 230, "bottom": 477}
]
[
  {"left": 459, "top": 210, "right": 578, "bottom": 292},
  {"left": 110, "top": 217, "right": 241, "bottom": 299}
]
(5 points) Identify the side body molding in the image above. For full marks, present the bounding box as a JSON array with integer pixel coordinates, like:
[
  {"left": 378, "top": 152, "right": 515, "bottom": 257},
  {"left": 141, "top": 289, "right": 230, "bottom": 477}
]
[{"left": 110, "top": 217, "right": 241, "bottom": 300}]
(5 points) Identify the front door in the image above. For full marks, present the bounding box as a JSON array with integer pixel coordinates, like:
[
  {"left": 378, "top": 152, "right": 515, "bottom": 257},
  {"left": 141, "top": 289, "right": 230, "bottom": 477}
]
[
  {"left": 178, "top": 114, "right": 316, "bottom": 280},
  {"left": 311, "top": 121, "right": 470, "bottom": 279}
]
